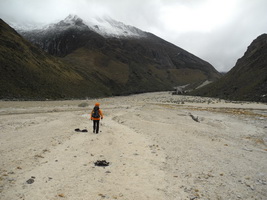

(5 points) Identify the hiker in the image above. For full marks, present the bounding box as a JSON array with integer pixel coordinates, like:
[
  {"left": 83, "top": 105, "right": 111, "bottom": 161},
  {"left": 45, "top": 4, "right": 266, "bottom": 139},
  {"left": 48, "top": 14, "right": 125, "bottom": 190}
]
[{"left": 90, "top": 102, "right": 103, "bottom": 134}]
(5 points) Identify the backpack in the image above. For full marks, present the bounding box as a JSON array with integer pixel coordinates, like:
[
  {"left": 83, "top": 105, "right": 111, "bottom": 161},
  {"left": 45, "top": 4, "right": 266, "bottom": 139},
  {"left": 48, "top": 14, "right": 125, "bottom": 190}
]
[{"left": 92, "top": 107, "right": 100, "bottom": 118}]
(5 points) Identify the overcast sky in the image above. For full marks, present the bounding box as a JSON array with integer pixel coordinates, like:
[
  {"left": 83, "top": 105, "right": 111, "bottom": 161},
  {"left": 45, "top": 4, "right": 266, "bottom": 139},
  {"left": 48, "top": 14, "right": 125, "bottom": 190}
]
[{"left": 1, "top": 0, "right": 267, "bottom": 72}]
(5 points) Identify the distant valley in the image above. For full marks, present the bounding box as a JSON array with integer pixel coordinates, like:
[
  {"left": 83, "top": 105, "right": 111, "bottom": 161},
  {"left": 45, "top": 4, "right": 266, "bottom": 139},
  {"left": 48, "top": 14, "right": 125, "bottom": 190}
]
[
  {"left": 1, "top": 15, "right": 266, "bottom": 102},
  {"left": 0, "top": 15, "right": 220, "bottom": 100}
]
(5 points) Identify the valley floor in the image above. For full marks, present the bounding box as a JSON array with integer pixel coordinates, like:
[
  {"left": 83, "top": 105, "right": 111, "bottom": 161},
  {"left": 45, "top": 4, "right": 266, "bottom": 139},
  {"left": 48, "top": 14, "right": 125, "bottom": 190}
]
[{"left": 0, "top": 92, "right": 266, "bottom": 200}]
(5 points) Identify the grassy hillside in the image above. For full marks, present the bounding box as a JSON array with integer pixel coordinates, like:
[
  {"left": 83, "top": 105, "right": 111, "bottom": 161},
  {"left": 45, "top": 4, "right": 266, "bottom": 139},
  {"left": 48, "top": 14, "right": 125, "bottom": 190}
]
[
  {"left": 0, "top": 19, "right": 107, "bottom": 99},
  {"left": 62, "top": 46, "right": 210, "bottom": 96}
]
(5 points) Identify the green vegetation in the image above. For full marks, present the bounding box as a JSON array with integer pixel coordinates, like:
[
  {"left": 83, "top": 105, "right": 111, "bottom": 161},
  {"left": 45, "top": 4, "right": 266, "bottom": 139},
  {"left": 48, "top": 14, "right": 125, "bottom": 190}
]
[{"left": 0, "top": 19, "right": 100, "bottom": 99}]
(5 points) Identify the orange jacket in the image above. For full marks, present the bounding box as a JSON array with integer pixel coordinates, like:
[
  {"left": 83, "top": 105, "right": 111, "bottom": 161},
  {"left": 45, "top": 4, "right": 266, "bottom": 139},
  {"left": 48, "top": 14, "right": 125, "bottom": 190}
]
[{"left": 90, "top": 108, "right": 103, "bottom": 121}]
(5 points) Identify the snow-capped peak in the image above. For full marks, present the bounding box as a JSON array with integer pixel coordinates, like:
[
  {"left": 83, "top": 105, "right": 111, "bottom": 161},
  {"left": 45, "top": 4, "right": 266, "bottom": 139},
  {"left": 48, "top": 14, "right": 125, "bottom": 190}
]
[
  {"left": 84, "top": 15, "right": 147, "bottom": 38},
  {"left": 61, "top": 14, "right": 83, "bottom": 25},
  {"left": 13, "top": 14, "right": 147, "bottom": 39},
  {"left": 64, "top": 14, "right": 80, "bottom": 22}
]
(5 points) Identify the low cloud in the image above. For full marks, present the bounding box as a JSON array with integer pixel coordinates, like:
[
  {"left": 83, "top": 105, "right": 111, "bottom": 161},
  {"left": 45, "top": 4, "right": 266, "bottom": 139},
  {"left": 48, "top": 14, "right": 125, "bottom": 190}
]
[{"left": 1, "top": 0, "right": 267, "bottom": 72}]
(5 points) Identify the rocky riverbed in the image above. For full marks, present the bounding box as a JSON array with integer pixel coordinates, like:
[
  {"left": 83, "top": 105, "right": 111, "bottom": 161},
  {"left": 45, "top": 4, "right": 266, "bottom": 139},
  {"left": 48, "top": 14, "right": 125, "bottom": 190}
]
[{"left": 0, "top": 92, "right": 266, "bottom": 199}]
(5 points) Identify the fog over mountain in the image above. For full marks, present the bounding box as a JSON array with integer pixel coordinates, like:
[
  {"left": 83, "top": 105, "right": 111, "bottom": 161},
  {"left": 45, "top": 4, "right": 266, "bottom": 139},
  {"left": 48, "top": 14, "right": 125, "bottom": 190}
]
[{"left": 1, "top": 0, "right": 267, "bottom": 72}]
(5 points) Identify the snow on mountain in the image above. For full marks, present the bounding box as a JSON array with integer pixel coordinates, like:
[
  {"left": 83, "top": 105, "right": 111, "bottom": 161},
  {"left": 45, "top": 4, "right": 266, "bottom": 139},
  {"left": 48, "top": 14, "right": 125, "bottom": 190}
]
[
  {"left": 9, "top": 21, "right": 47, "bottom": 32},
  {"left": 84, "top": 15, "right": 147, "bottom": 38},
  {"left": 14, "top": 14, "right": 147, "bottom": 39}
]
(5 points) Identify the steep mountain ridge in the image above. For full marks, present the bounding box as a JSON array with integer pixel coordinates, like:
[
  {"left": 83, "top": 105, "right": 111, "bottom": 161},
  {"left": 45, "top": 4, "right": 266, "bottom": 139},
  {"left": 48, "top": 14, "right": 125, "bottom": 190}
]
[
  {"left": 191, "top": 34, "right": 267, "bottom": 102},
  {"left": 17, "top": 15, "right": 100, "bottom": 57},
  {"left": 84, "top": 15, "right": 147, "bottom": 38},
  {"left": 1, "top": 15, "right": 221, "bottom": 99},
  {"left": 18, "top": 15, "right": 220, "bottom": 80},
  {"left": 16, "top": 14, "right": 148, "bottom": 39},
  {"left": 0, "top": 19, "right": 112, "bottom": 99}
]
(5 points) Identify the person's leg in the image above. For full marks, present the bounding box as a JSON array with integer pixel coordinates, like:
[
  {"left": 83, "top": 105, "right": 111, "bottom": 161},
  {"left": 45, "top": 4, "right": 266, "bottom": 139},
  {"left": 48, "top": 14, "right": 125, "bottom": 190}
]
[
  {"left": 93, "top": 120, "right": 97, "bottom": 133},
  {"left": 96, "top": 120, "right": 100, "bottom": 133}
]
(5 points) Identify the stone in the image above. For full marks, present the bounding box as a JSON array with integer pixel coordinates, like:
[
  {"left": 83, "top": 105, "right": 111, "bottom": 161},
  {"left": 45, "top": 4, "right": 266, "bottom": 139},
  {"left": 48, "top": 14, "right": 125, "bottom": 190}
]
[{"left": 26, "top": 178, "right": 34, "bottom": 184}]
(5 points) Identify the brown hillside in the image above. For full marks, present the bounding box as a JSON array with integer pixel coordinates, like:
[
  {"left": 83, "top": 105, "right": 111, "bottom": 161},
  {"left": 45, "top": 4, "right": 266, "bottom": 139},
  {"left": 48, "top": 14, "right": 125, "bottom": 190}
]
[{"left": 0, "top": 19, "right": 109, "bottom": 99}]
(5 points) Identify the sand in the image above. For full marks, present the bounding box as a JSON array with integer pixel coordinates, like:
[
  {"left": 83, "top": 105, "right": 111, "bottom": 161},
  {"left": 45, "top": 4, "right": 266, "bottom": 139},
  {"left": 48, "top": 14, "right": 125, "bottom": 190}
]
[{"left": 0, "top": 92, "right": 266, "bottom": 200}]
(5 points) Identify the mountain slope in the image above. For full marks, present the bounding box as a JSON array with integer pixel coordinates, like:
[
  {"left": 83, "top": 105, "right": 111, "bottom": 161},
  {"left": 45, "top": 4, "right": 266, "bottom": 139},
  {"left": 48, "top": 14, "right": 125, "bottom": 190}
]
[
  {"left": 191, "top": 34, "right": 267, "bottom": 102},
  {"left": 18, "top": 15, "right": 221, "bottom": 92},
  {"left": 1, "top": 15, "right": 221, "bottom": 99},
  {"left": 0, "top": 19, "right": 111, "bottom": 99}
]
